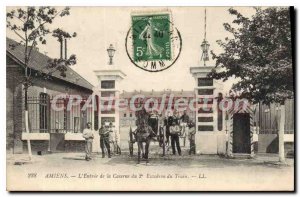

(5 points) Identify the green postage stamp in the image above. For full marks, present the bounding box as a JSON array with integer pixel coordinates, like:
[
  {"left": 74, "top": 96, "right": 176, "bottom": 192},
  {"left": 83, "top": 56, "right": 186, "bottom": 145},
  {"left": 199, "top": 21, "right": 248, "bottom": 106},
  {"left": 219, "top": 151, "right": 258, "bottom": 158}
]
[
  {"left": 131, "top": 14, "right": 172, "bottom": 62},
  {"left": 126, "top": 10, "right": 182, "bottom": 72}
]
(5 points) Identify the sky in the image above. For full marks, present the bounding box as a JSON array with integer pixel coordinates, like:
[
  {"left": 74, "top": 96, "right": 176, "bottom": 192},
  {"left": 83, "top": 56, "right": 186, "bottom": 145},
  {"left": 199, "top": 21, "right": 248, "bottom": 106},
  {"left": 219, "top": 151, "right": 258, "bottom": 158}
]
[{"left": 6, "top": 7, "right": 257, "bottom": 92}]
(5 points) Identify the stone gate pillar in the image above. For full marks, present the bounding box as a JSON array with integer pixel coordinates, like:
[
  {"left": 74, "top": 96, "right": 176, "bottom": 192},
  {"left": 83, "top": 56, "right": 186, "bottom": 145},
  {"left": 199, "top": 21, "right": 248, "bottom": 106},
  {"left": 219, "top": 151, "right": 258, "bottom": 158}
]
[
  {"left": 190, "top": 66, "right": 226, "bottom": 154},
  {"left": 92, "top": 67, "right": 126, "bottom": 152}
]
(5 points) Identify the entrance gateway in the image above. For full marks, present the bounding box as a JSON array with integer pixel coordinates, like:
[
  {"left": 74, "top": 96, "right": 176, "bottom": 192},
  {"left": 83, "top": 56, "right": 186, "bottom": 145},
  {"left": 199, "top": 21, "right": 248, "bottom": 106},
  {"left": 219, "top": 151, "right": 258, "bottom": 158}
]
[{"left": 190, "top": 65, "right": 255, "bottom": 157}]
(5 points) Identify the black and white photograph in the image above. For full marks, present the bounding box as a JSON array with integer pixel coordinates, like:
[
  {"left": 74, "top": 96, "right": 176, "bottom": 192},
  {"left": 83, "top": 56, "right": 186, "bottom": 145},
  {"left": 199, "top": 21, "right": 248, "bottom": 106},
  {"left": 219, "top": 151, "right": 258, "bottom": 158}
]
[{"left": 4, "top": 4, "right": 295, "bottom": 192}]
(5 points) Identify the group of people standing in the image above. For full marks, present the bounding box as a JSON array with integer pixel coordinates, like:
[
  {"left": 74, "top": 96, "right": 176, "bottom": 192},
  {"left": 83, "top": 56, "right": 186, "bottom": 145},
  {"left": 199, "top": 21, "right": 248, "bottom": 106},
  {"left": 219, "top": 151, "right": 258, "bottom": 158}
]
[
  {"left": 148, "top": 110, "right": 196, "bottom": 156},
  {"left": 82, "top": 109, "right": 196, "bottom": 161},
  {"left": 164, "top": 110, "right": 196, "bottom": 156},
  {"left": 82, "top": 121, "right": 121, "bottom": 161}
]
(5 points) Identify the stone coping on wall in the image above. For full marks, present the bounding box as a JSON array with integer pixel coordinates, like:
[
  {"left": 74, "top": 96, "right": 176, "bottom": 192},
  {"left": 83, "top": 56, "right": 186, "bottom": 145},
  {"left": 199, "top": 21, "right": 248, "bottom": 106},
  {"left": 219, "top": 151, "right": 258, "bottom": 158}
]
[{"left": 21, "top": 132, "right": 90, "bottom": 141}]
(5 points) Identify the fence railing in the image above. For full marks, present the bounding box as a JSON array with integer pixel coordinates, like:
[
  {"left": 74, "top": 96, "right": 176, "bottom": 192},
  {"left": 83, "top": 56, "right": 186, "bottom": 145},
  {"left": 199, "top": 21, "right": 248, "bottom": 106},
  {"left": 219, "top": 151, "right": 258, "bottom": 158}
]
[
  {"left": 26, "top": 96, "right": 93, "bottom": 133},
  {"left": 258, "top": 99, "right": 294, "bottom": 134},
  {"left": 25, "top": 96, "right": 294, "bottom": 135}
]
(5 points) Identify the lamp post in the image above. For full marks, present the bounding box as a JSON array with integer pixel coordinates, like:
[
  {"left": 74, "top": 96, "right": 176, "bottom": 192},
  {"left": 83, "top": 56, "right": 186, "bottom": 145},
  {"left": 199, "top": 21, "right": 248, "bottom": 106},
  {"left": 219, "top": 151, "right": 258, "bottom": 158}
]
[
  {"left": 200, "top": 8, "right": 210, "bottom": 66},
  {"left": 201, "top": 39, "right": 210, "bottom": 66},
  {"left": 107, "top": 44, "right": 116, "bottom": 65}
]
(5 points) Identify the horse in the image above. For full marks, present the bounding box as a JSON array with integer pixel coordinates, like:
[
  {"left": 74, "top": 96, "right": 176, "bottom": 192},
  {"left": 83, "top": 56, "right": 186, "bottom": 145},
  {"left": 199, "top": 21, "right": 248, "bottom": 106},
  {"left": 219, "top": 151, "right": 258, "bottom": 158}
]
[{"left": 134, "top": 122, "right": 155, "bottom": 164}]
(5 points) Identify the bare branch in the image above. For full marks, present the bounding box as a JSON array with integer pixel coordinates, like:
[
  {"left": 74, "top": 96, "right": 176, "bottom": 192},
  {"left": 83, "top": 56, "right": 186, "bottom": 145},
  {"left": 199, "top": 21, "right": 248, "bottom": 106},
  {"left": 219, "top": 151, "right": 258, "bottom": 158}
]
[{"left": 13, "top": 29, "right": 26, "bottom": 41}]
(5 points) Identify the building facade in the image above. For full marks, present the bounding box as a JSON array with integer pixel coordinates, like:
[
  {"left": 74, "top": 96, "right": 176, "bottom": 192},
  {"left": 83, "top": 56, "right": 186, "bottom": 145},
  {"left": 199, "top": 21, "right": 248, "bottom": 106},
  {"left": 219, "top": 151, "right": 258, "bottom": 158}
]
[
  {"left": 119, "top": 90, "right": 196, "bottom": 127},
  {"left": 6, "top": 37, "right": 94, "bottom": 154}
]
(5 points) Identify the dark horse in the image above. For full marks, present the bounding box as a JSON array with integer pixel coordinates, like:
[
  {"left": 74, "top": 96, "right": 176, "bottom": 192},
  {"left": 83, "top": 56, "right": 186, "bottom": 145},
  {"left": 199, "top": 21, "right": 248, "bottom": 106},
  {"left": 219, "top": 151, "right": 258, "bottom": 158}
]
[
  {"left": 134, "top": 107, "right": 157, "bottom": 164},
  {"left": 134, "top": 122, "right": 155, "bottom": 164}
]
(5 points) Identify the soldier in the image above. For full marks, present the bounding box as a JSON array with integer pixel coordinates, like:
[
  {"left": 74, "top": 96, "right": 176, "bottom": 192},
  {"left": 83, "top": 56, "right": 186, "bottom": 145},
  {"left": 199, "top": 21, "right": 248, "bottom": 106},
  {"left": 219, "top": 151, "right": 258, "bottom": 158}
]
[
  {"left": 180, "top": 110, "right": 190, "bottom": 146},
  {"left": 170, "top": 121, "right": 182, "bottom": 155},
  {"left": 82, "top": 122, "right": 94, "bottom": 161},
  {"left": 99, "top": 123, "right": 111, "bottom": 158},
  {"left": 172, "top": 110, "right": 180, "bottom": 125},
  {"left": 164, "top": 111, "right": 173, "bottom": 146},
  {"left": 148, "top": 109, "right": 159, "bottom": 138},
  {"left": 188, "top": 121, "right": 196, "bottom": 155},
  {"left": 180, "top": 110, "right": 190, "bottom": 124},
  {"left": 115, "top": 128, "right": 121, "bottom": 155},
  {"left": 108, "top": 122, "right": 116, "bottom": 155}
]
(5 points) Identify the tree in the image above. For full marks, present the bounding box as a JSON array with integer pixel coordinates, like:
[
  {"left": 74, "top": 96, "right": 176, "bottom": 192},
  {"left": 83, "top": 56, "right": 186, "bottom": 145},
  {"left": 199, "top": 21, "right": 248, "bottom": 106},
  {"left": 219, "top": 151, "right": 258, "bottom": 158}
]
[
  {"left": 209, "top": 7, "right": 293, "bottom": 162},
  {"left": 7, "top": 6, "right": 77, "bottom": 159}
]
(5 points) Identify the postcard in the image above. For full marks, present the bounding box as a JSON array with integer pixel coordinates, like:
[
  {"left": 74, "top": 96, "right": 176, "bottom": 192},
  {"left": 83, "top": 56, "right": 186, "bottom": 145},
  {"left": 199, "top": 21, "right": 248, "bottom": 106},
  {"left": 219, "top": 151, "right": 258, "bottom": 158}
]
[{"left": 6, "top": 6, "right": 294, "bottom": 191}]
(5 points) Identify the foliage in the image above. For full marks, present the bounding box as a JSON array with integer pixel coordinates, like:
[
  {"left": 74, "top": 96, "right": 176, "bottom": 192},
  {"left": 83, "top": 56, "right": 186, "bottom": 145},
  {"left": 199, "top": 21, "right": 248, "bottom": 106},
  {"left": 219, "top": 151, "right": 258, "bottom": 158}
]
[
  {"left": 6, "top": 6, "right": 77, "bottom": 81},
  {"left": 209, "top": 7, "right": 293, "bottom": 104}
]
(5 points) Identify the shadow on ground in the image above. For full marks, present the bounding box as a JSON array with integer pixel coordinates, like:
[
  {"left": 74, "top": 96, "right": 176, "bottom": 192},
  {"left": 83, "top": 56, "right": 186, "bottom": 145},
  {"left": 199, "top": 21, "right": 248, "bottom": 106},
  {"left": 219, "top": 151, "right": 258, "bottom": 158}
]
[{"left": 100, "top": 151, "right": 291, "bottom": 169}]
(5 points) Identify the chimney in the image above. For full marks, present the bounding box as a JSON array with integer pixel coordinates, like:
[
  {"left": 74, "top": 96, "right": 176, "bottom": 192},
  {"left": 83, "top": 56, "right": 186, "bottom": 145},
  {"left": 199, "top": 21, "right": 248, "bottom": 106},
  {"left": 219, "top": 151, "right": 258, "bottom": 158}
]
[{"left": 59, "top": 38, "right": 68, "bottom": 60}]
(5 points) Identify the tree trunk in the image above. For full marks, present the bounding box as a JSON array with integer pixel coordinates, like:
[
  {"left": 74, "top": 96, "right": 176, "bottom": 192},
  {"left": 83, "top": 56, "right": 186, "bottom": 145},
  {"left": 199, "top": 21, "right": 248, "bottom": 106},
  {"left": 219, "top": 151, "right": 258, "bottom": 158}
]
[
  {"left": 24, "top": 85, "right": 32, "bottom": 160},
  {"left": 163, "top": 126, "right": 166, "bottom": 156},
  {"left": 25, "top": 110, "right": 32, "bottom": 159},
  {"left": 278, "top": 104, "right": 285, "bottom": 162}
]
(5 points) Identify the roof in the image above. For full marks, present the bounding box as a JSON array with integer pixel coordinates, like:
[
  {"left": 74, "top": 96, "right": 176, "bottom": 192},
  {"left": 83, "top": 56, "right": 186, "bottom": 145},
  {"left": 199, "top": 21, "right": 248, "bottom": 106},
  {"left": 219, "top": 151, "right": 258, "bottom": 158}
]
[
  {"left": 6, "top": 37, "right": 93, "bottom": 91},
  {"left": 120, "top": 90, "right": 194, "bottom": 98}
]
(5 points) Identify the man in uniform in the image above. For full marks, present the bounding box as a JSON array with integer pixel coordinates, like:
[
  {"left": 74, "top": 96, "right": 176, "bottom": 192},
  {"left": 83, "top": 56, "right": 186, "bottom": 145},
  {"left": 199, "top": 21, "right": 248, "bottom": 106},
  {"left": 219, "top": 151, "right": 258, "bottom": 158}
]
[
  {"left": 82, "top": 122, "right": 94, "bottom": 161},
  {"left": 164, "top": 111, "right": 173, "bottom": 146},
  {"left": 188, "top": 121, "right": 196, "bottom": 155},
  {"left": 148, "top": 109, "right": 159, "bottom": 140},
  {"left": 180, "top": 110, "right": 190, "bottom": 146},
  {"left": 108, "top": 122, "right": 116, "bottom": 155},
  {"left": 172, "top": 110, "right": 180, "bottom": 125},
  {"left": 99, "top": 122, "right": 111, "bottom": 158},
  {"left": 170, "top": 121, "right": 182, "bottom": 155},
  {"left": 180, "top": 110, "right": 190, "bottom": 124}
]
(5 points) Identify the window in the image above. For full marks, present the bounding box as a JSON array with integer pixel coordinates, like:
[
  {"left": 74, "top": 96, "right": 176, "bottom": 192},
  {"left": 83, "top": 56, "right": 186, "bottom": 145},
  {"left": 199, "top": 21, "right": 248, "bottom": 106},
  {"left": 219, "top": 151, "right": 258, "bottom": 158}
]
[
  {"left": 124, "top": 113, "right": 127, "bottom": 117},
  {"left": 39, "top": 93, "right": 49, "bottom": 132},
  {"left": 101, "top": 109, "right": 115, "bottom": 114},
  {"left": 101, "top": 117, "right": 115, "bottom": 125},
  {"left": 198, "top": 125, "right": 214, "bottom": 131},
  {"left": 198, "top": 98, "right": 214, "bottom": 104},
  {"left": 198, "top": 78, "right": 213, "bottom": 86},
  {"left": 198, "top": 89, "right": 214, "bottom": 95},
  {"left": 63, "top": 98, "right": 69, "bottom": 131},
  {"left": 74, "top": 117, "right": 80, "bottom": 133},
  {"left": 101, "top": 91, "right": 115, "bottom": 97},
  {"left": 101, "top": 80, "right": 115, "bottom": 89},
  {"left": 130, "top": 113, "right": 132, "bottom": 117},
  {"left": 198, "top": 107, "right": 213, "bottom": 113},
  {"left": 198, "top": 117, "right": 213, "bottom": 122}
]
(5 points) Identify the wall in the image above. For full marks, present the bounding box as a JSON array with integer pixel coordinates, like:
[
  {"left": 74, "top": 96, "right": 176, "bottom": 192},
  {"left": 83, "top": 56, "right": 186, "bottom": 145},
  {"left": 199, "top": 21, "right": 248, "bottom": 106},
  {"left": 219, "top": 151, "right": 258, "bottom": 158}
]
[
  {"left": 6, "top": 55, "right": 93, "bottom": 153},
  {"left": 6, "top": 62, "right": 24, "bottom": 153},
  {"left": 22, "top": 140, "right": 85, "bottom": 154},
  {"left": 258, "top": 134, "right": 294, "bottom": 156},
  {"left": 258, "top": 134, "right": 278, "bottom": 153},
  {"left": 22, "top": 140, "right": 49, "bottom": 155}
]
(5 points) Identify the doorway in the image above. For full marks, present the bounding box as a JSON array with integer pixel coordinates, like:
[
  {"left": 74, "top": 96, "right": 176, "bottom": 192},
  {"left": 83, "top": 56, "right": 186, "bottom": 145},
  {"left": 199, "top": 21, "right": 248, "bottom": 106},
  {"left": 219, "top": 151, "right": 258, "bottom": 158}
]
[{"left": 233, "top": 113, "right": 251, "bottom": 154}]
